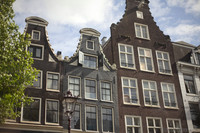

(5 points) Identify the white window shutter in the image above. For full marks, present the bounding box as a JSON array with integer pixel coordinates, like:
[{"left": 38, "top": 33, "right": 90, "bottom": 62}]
[{"left": 79, "top": 51, "right": 84, "bottom": 64}]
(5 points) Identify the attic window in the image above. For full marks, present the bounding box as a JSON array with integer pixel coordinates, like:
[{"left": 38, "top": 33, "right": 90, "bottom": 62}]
[
  {"left": 86, "top": 40, "right": 94, "bottom": 50},
  {"left": 136, "top": 11, "right": 143, "bottom": 19},
  {"left": 32, "top": 30, "right": 40, "bottom": 40}
]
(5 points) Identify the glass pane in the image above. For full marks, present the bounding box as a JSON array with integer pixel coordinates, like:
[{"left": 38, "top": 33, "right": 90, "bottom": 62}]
[
  {"left": 149, "top": 128, "right": 154, "bottom": 133},
  {"left": 136, "top": 25, "right": 141, "bottom": 37},
  {"left": 36, "top": 48, "right": 41, "bottom": 58},
  {"left": 146, "top": 57, "right": 153, "bottom": 71},
  {"left": 162, "top": 84, "right": 168, "bottom": 91},
  {"left": 135, "top": 127, "right": 140, "bottom": 133},
  {"left": 143, "top": 81, "right": 149, "bottom": 88},
  {"left": 156, "top": 128, "right": 161, "bottom": 133},
  {"left": 87, "top": 41, "right": 94, "bottom": 49},
  {"left": 123, "top": 79, "right": 129, "bottom": 86},
  {"left": 174, "top": 120, "right": 180, "bottom": 128},
  {"left": 148, "top": 119, "right": 154, "bottom": 126},
  {"left": 168, "top": 120, "right": 173, "bottom": 127},
  {"left": 157, "top": 52, "right": 162, "bottom": 59},
  {"left": 134, "top": 117, "right": 140, "bottom": 126},
  {"left": 130, "top": 80, "right": 136, "bottom": 87},
  {"left": 150, "top": 82, "right": 156, "bottom": 90},
  {"left": 139, "top": 49, "right": 144, "bottom": 56},
  {"left": 163, "top": 53, "right": 168, "bottom": 59},
  {"left": 142, "top": 25, "right": 148, "bottom": 38},
  {"left": 126, "top": 117, "right": 132, "bottom": 125},
  {"left": 120, "top": 45, "right": 125, "bottom": 52},
  {"left": 145, "top": 49, "right": 151, "bottom": 57},
  {"left": 127, "top": 46, "right": 132, "bottom": 53},
  {"left": 155, "top": 119, "right": 161, "bottom": 127},
  {"left": 127, "top": 127, "right": 133, "bottom": 133}
]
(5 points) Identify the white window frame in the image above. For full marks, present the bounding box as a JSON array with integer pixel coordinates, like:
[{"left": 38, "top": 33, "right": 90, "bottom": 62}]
[
  {"left": 183, "top": 74, "right": 197, "bottom": 94},
  {"left": 21, "top": 97, "right": 41, "bottom": 124},
  {"left": 156, "top": 51, "right": 172, "bottom": 75},
  {"left": 45, "top": 99, "right": 59, "bottom": 125},
  {"left": 86, "top": 40, "right": 94, "bottom": 50},
  {"left": 85, "top": 105, "right": 98, "bottom": 132},
  {"left": 166, "top": 118, "right": 182, "bottom": 133},
  {"left": 142, "top": 80, "right": 160, "bottom": 107},
  {"left": 46, "top": 72, "right": 60, "bottom": 92},
  {"left": 32, "top": 70, "right": 43, "bottom": 89},
  {"left": 83, "top": 54, "right": 98, "bottom": 69},
  {"left": 28, "top": 43, "right": 44, "bottom": 60},
  {"left": 161, "top": 82, "right": 178, "bottom": 109},
  {"left": 121, "top": 77, "right": 140, "bottom": 105},
  {"left": 138, "top": 47, "right": 154, "bottom": 72},
  {"left": 125, "top": 115, "right": 142, "bottom": 133},
  {"left": 100, "top": 80, "right": 113, "bottom": 102},
  {"left": 134, "top": 23, "right": 150, "bottom": 40},
  {"left": 101, "top": 107, "right": 114, "bottom": 133},
  {"left": 146, "top": 117, "right": 163, "bottom": 133},
  {"left": 85, "top": 78, "right": 97, "bottom": 100},
  {"left": 68, "top": 75, "right": 81, "bottom": 97},
  {"left": 118, "top": 43, "right": 135, "bottom": 69},
  {"left": 71, "top": 104, "right": 82, "bottom": 131},
  {"left": 31, "top": 30, "right": 40, "bottom": 41},
  {"left": 136, "top": 11, "right": 143, "bottom": 19}
]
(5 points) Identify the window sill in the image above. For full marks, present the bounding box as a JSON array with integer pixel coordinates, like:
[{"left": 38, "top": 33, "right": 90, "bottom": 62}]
[
  {"left": 123, "top": 103, "right": 140, "bottom": 106},
  {"left": 140, "top": 70, "right": 155, "bottom": 73},
  {"left": 45, "top": 123, "right": 59, "bottom": 126},
  {"left": 135, "top": 36, "right": 150, "bottom": 41},
  {"left": 100, "top": 100, "right": 114, "bottom": 103},
  {"left": 33, "top": 57, "right": 43, "bottom": 60},
  {"left": 46, "top": 89, "right": 60, "bottom": 92},
  {"left": 20, "top": 121, "right": 41, "bottom": 124},
  {"left": 120, "top": 66, "right": 137, "bottom": 70},
  {"left": 144, "top": 105, "right": 161, "bottom": 108},
  {"left": 164, "top": 107, "right": 179, "bottom": 110},
  {"left": 158, "top": 72, "right": 173, "bottom": 76},
  {"left": 186, "top": 93, "right": 199, "bottom": 97},
  {"left": 85, "top": 98, "right": 98, "bottom": 101}
]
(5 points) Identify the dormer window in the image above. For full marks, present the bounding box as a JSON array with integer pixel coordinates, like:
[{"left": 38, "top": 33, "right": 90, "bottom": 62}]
[
  {"left": 134, "top": 23, "right": 150, "bottom": 40},
  {"left": 28, "top": 44, "right": 44, "bottom": 60},
  {"left": 86, "top": 40, "right": 94, "bottom": 50},
  {"left": 32, "top": 30, "right": 40, "bottom": 40},
  {"left": 136, "top": 11, "right": 143, "bottom": 19},
  {"left": 83, "top": 54, "right": 97, "bottom": 69}
]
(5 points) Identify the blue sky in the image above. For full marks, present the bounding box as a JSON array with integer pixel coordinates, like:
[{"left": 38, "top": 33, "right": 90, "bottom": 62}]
[{"left": 13, "top": 0, "right": 200, "bottom": 58}]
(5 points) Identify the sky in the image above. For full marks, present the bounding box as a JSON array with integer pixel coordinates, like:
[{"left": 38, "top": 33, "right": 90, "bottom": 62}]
[{"left": 13, "top": 0, "right": 200, "bottom": 58}]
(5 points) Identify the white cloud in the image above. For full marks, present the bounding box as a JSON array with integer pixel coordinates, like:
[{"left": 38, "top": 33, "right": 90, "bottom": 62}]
[
  {"left": 166, "top": 0, "right": 200, "bottom": 16},
  {"left": 13, "top": 0, "right": 122, "bottom": 28},
  {"left": 149, "top": 0, "right": 170, "bottom": 17},
  {"left": 165, "top": 24, "right": 200, "bottom": 44}
]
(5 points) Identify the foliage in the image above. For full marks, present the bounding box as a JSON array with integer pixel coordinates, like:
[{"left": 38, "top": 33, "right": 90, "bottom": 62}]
[{"left": 0, "top": 0, "right": 38, "bottom": 123}]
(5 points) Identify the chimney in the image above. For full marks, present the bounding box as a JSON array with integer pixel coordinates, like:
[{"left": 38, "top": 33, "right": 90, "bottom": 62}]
[
  {"left": 101, "top": 37, "right": 107, "bottom": 45},
  {"left": 57, "top": 51, "right": 62, "bottom": 60}
]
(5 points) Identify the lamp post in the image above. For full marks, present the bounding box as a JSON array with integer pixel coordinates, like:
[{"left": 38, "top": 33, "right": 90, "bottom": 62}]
[{"left": 63, "top": 91, "right": 78, "bottom": 133}]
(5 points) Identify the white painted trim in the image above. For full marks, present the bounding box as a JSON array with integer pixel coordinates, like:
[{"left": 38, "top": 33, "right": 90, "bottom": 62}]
[
  {"left": 146, "top": 117, "right": 163, "bottom": 133},
  {"left": 84, "top": 78, "right": 97, "bottom": 100},
  {"left": 45, "top": 99, "right": 59, "bottom": 125},
  {"left": 124, "top": 115, "right": 142, "bottom": 133},
  {"left": 31, "top": 30, "right": 41, "bottom": 41},
  {"left": 86, "top": 40, "right": 95, "bottom": 50},
  {"left": 136, "top": 11, "right": 144, "bottom": 19},
  {"left": 141, "top": 79, "right": 160, "bottom": 107},
  {"left": 28, "top": 43, "right": 44, "bottom": 60},
  {"left": 121, "top": 77, "right": 140, "bottom": 105},
  {"left": 156, "top": 50, "right": 173, "bottom": 75},
  {"left": 71, "top": 104, "right": 82, "bottom": 131},
  {"left": 166, "top": 118, "right": 182, "bottom": 133},
  {"left": 46, "top": 71, "right": 60, "bottom": 92},
  {"left": 68, "top": 75, "right": 81, "bottom": 97},
  {"left": 100, "top": 80, "right": 113, "bottom": 102},
  {"left": 101, "top": 107, "right": 114, "bottom": 133},
  {"left": 32, "top": 70, "right": 43, "bottom": 89},
  {"left": 134, "top": 22, "right": 150, "bottom": 40},
  {"left": 21, "top": 97, "right": 41, "bottom": 124},
  {"left": 118, "top": 43, "right": 136, "bottom": 70},
  {"left": 138, "top": 47, "right": 155, "bottom": 72},
  {"left": 85, "top": 105, "right": 99, "bottom": 132},
  {"left": 83, "top": 54, "right": 98, "bottom": 70}
]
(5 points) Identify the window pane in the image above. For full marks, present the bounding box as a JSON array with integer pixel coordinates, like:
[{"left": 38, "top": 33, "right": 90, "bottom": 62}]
[
  {"left": 46, "top": 101, "right": 58, "bottom": 123},
  {"left": 86, "top": 79, "right": 96, "bottom": 99},
  {"left": 36, "top": 48, "right": 41, "bottom": 58},
  {"left": 23, "top": 99, "right": 40, "bottom": 122},
  {"left": 102, "top": 108, "right": 113, "bottom": 132},
  {"left": 71, "top": 104, "right": 80, "bottom": 129},
  {"left": 136, "top": 25, "right": 141, "bottom": 37},
  {"left": 86, "top": 106, "right": 97, "bottom": 131}
]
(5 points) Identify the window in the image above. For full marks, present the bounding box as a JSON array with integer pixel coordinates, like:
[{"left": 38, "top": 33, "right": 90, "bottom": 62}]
[
  {"left": 135, "top": 23, "right": 150, "bottom": 39},
  {"left": 197, "top": 53, "right": 200, "bottom": 65},
  {"left": 161, "top": 83, "right": 177, "bottom": 108},
  {"left": 136, "top": 11, "right": 143, "bottom": 19},
  {"left": 32, "top": 71, "right": 42, "bottom": 88},
  {"left": 21, "top": 98, "right": 41, "bottom": 123},
  {"left": 86, "top": 106, "right": 97, "bottom": 131},
  {"left": 101, "top": 81, "right": 112, "bottom": 101},
  {"left": 28, "top": 44, "right": 43, "bottom": 59},
  {"left": 125, "top": 115, "right": 142, "bottom": 133},
  {"left": 83, "top": 55, "right": 97, "bottom": 69},
  {"left": 32, "top": 30, "right": 40, "bottom": 40},
  {"left": 69, "top": 76, "right": 81, "bottom": 96},
  {"left": 102, "top": 108, "right": 113, "bottom": 132},
  {"left": 118, "top": 43, "right": 135, "bottom": 69},
  {"left": 85, "top": 79, "right": 96, "bottom": 99},
  {"left": 156, "top": 51, "right": 172, "bottom": 74},
  {"left": 167, "top": 119, "right": 182, "bottom": 133},
  {"left": 184, "top": 75, "right": 196, "bottom": 94},
  {"left": 122, "top": 77, "right": 139, "bottom": 105},
  {"left": 71, "top": 104, "right": 81, "bottom": 130},
  {"left": 142, "top": 80, "right": 159, "bottom": 106},
  {"left": 46, "top": 100, "right": 59, "bottom": 124},
  {"left": 47, "top": 72, "right": 60, "bottom": 91},
  {"left": 138, "top": 47, "right": 154, "bottom": 72},
  {"left": 147, "top": 117, "right": 162, "bottom": 133},
  {"left": 86, "top": 40, "right": 94, "bottom": 50},
  {"left": 189, "top": 103, "right": 200, "bottom": 128}
]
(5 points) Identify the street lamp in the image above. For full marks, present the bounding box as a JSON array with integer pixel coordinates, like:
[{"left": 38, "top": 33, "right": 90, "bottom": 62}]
[{"left": 63, "top": 91, "right": 78, "bottom": 133}]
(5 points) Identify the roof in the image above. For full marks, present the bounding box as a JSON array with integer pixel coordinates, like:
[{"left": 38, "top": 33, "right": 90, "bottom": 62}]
[{"left": 25, "top": 16, "right": 48, "bottom": 26}]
